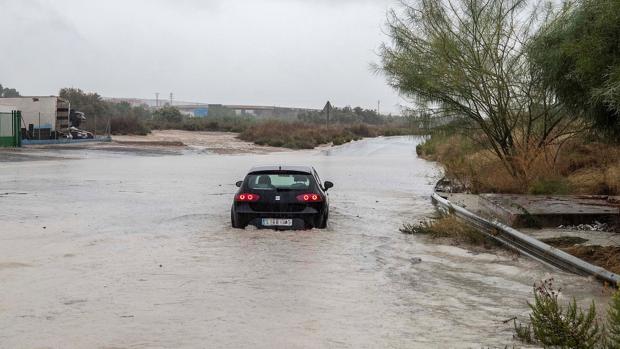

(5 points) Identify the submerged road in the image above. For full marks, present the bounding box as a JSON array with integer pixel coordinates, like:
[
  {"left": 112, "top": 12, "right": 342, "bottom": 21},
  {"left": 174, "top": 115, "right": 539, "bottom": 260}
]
[{"left": 0, "top": 136, "right": 604, "bottom": 348}]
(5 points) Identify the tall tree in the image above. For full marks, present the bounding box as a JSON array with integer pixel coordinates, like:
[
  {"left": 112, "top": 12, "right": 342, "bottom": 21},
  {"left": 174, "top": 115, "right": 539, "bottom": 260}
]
[
  {"left": 59, "top": 88, "right": 107, "bottom": 118},
  {"left": 530, "top": 0, "right": 620, "bottom": 142},
  {"left": 153, "top": 105, "right": 183, "bottom": 123},
  {"left": 380, "top": 0, "right": 582, "bottom": 185}
]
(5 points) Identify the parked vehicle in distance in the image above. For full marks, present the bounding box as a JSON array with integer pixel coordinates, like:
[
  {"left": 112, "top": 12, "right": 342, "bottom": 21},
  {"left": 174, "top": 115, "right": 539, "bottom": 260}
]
[
  {"left": 69, "top": 126, "right": 94, "bottom": 139},
  {"left": 231, "top": 165, "right": 333, "bottom": 230}
]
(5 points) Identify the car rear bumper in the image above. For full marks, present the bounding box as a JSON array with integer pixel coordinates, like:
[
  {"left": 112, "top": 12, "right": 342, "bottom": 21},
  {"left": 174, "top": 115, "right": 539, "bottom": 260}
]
[
  {"left": 233, "top": 205, "right": 322, "bottom": 229},
  {"left": 248, "top": 217, "right": 308, "bottom": 229}
]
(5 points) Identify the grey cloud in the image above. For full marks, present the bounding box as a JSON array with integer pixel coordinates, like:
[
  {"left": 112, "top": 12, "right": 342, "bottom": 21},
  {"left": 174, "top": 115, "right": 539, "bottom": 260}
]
[{"left": 0, "top": 0, "right": 405, "bottom": 113}]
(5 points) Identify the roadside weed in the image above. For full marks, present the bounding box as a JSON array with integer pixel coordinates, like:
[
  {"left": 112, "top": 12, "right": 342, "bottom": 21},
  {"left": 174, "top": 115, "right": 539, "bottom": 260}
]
[{"left": 513, "top": 279, "right": 620, "bottom": 348}]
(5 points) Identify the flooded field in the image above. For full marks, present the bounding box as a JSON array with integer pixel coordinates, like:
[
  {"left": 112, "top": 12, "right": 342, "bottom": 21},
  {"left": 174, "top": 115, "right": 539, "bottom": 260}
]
[{"left": 0, "top": 136, "right": 605, "bottom": 348}]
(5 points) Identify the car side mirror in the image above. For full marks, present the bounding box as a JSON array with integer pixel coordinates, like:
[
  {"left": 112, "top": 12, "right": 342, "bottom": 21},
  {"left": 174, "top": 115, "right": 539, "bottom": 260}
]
[
  {"left": 235, "top": 181, "right": 243, "bottom": 188},
  {"left": 324, "top": 181, "right": 334, "bottom": 191}
]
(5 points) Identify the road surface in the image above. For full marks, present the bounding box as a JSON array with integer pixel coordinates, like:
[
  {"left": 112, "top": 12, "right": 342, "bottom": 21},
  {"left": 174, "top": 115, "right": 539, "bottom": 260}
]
[{"left": 0, "top": 136, "right": 604, "bottom": 348}]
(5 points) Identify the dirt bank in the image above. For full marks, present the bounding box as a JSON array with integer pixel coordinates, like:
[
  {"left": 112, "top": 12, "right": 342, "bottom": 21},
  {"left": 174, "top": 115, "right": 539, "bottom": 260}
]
[{"left": 112, "top": 130, "right": 284, "bottom": 154}]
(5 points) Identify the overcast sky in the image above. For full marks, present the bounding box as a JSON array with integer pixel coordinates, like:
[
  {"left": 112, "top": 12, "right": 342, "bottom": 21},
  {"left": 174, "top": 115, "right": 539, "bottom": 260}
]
[{"left": 0, "top": 0, "right": 406, "bottom": 113}]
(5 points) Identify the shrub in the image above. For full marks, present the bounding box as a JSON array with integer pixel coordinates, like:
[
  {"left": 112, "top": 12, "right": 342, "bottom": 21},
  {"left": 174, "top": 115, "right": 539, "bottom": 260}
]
[
  {"left": 609, "top": 290, "right": 620, "bottom": 345},
  {"left": 238, "top": 121, "right": 394, "bottom": 149},
  {"left": 400, "top": 220, "right": 435, "bottom": 235},
  {"left": 400, "top": 216, "right": 489, "bottom": 246},
  {"left": 513, "top": 320, "right": 533, "bottom": 344},
  {"left": 529, "top": 178, "right": 570, "bottom": 195},
  {"left": 418, "top": 129, "right": 620, "bottom": 195},
  {"left": 511, "top": 279, "right": 620, "bottom": 348},
  {"left": 416, "top": 132, "right": 525, "bottom": 193},
  {"left": 347, "top": 123, "right": 374, "bottom": 137},
  {"left": 528, "top": 280, "right": 600, "bottom": 348},
  {"left": 110, "top": 116, "right": 150, "bottom": 135},
  {"left": 153, "top": 106, "right": 183, "bottom": 123}
]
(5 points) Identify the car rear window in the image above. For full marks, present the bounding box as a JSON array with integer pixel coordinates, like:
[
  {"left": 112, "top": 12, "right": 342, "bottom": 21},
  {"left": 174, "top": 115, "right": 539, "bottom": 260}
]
[{"left": 247, "top": 173, "right": 313, "bottom": 190}]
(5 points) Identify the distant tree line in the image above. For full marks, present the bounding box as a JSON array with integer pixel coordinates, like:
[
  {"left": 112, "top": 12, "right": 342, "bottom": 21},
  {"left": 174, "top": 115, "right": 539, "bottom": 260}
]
[
  {"left": 0, "top": 83, "right": 21, "bottom": 98},
  {"left": 298, "top": 106, "right": 395, "bottom": 125},
  {"left": 58, "top": 88, "right": 255, "bottom": 135},
  {"left": 58, "top": 88, "right": 413, "bottom": 135},
  {"left": 59, "top": 88, "right": 152, "bottom": 134}
]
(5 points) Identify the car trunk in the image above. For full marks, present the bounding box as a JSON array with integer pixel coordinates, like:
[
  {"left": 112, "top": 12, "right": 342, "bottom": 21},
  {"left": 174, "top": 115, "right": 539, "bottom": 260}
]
[{"left": 249, "top": 190, "right": 310, "bottom": 213}]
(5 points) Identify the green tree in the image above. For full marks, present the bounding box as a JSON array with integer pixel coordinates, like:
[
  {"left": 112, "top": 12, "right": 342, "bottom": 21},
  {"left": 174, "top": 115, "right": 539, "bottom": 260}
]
[
  {"left": 153, "top": 105, "right": 183, "bottom": 123},
  {"left": 298, "top": 106, "right": 386, "bottom": 125},
  {"left": 380, "top": 0, "right": 582, "bottom": 186},
  {"left": 530, "top": 0, "right": 620, "bottom": 142},
  {"left": 59, "top": 88, "right": 151, "bottom": 135},
  {"left": 0, "top": 83, "right": 21, "bottom": 97},
  {"left": 59, "top": 88, "right": 107, "bottom": 119}
]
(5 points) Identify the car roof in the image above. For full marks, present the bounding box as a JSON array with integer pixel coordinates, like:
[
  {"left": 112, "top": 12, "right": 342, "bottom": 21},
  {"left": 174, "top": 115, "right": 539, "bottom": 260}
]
[{"left": 248, "top": 165, "right": 314, "bottom": 174}]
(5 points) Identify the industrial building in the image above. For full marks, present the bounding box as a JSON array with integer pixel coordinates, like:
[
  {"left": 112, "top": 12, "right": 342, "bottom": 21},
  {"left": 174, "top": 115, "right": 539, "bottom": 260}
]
[
  {"left": 0, "top": 96, "right": 70, "bottom": 140},
  {"left": 103, "top": 97, "right": 318, "bottom": 119}
]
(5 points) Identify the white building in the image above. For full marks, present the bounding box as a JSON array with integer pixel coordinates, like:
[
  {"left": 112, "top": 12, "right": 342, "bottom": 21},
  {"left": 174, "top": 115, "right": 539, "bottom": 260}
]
[
  {"left": 0, "top": 96, "right": 70, "bottom": 137},
  {"left": 0, "top": 105, "right": 16, "bottom": 113}
]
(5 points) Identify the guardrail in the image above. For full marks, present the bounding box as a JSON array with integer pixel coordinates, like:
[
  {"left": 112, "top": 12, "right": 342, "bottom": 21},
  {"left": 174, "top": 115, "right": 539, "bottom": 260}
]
[{"left": 431, "top": 192, "right": 619, "bottom": 286}]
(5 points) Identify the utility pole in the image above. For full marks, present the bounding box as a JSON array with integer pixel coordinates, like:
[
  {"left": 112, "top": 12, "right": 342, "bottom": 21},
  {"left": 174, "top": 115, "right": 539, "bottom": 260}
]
[
  {"left": 155, "top": 93, "right": 159, "bottom": 107},
  {"left": 377, "top": 100, "right": 381, "bottom": 116},
  {"left": 170, "top": 93, "right": 173, "bottom": 106}
]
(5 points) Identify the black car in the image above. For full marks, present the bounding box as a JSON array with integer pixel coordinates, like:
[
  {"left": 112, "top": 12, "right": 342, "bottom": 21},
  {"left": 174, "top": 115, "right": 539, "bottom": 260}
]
[{"left": 231, "top": 165, "right": 333, "bottom": 229}]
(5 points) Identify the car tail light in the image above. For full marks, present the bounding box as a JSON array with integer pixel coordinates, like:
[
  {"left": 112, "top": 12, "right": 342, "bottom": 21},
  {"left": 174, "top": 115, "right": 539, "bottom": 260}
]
[
  {"left": 296, "top": 193, "right": 322, "bottom": 202},
  {"left": 235, "top": 193, "right": 260, "bottom": 202}
]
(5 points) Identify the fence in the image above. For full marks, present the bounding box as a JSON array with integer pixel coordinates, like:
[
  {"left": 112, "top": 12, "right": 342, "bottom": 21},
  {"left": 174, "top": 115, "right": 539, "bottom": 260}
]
[
  {"left": 0, "top": 111, "right": 21, "bottom": 147},
  {"left": 21, "top": 135, "right": 111, "bottom": 146}
]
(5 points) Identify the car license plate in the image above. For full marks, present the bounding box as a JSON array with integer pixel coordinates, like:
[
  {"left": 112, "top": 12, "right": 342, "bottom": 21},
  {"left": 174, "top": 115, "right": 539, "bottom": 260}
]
[{"left": 262, "top": 218, "right": 292, "bottom": 227}]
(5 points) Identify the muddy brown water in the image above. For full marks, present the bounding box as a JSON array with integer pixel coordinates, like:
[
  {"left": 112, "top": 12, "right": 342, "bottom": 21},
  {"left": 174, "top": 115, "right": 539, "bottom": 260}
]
[{"left": 0, "top": 136, "right": 606, "bottom": 348}]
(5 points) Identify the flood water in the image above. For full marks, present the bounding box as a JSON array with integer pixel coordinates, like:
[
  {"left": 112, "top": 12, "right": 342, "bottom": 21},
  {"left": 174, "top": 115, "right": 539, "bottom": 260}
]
[{"left": 0, "top": 136, "right": 605, "bottom": 348}]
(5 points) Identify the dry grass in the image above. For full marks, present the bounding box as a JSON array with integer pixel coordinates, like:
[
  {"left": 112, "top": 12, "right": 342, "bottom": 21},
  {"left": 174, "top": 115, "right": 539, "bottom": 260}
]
[
  {"left": 418, "top": 132, "right": 620, "bottom": 195},
  {"left": 239, "top": 121, "right": 360, "bottom": 149},
  {"left": 401, "top": 215, "right": 493, "bottom": 246},
  {"left": 568, "top": 164, "right": 620, "bottom": 195},
  {"left": 239, "top": 121, "right": 413, "bottom": 149},
  {"left": 418, "top": 133, "right": 525, "bottom": 193}
]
